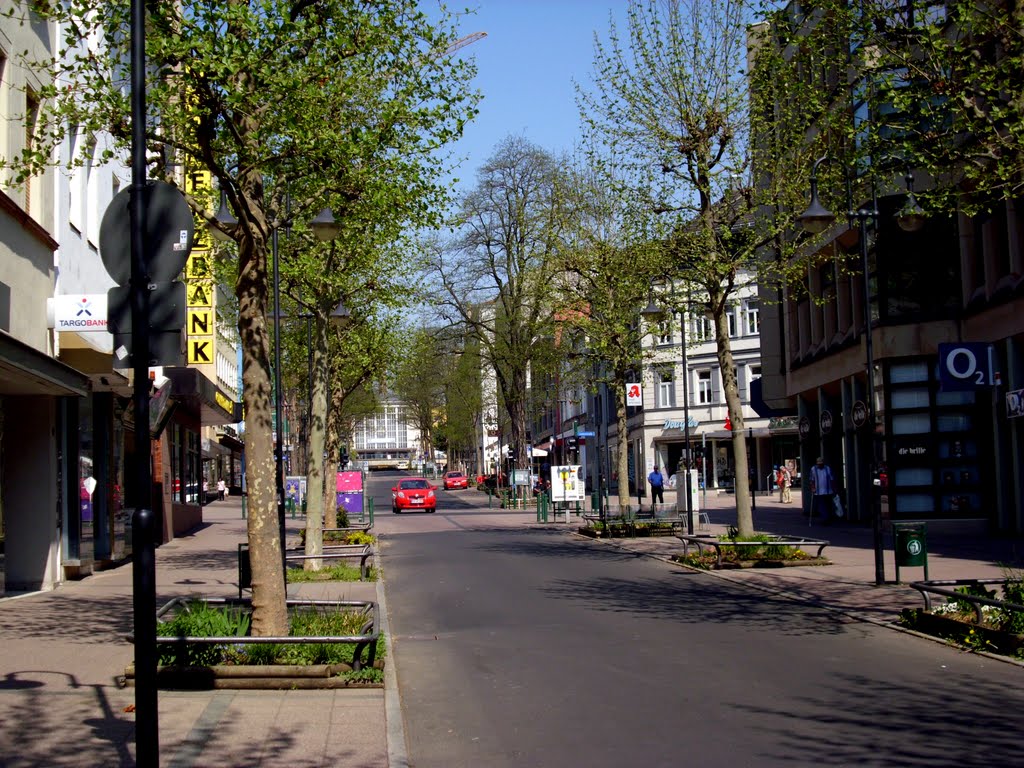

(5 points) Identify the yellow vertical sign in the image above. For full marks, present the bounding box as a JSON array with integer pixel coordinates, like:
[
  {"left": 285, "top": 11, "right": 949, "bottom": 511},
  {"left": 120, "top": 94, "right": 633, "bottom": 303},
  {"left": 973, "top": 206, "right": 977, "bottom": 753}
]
[{"left": 185, "top": 167, "right": 216, "bottom": 366}]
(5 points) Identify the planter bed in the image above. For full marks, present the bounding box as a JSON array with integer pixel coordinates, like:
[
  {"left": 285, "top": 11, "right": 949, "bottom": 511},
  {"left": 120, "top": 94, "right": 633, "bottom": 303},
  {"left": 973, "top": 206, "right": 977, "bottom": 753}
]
[
  {"left": 133, "top": 597, "right": 383, "bottom": 690},
  {"left": 123, "top": 662, "right": 384, "bottom": 690}
]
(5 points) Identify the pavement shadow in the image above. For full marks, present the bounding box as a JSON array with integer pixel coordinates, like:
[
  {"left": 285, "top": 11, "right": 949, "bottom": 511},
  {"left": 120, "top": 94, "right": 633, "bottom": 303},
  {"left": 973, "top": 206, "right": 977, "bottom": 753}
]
[
  {"left": 0, "top": 675, "right": 134, "bottom": 766},
  {"left": 539, "top": 569, "right": 851, "bottom": 638},
  {"left": 729, "top": 667, "right": 1024, "bottom": 767},
  {"left": 0, "top": 592, "right": 133, "bottom": 643}
]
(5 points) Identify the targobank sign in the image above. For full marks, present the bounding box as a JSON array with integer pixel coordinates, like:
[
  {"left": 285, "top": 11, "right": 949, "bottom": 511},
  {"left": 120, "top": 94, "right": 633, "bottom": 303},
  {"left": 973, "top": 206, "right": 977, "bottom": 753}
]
[{"left": 49, "top": 294, "right": 109, "bottom": 332}]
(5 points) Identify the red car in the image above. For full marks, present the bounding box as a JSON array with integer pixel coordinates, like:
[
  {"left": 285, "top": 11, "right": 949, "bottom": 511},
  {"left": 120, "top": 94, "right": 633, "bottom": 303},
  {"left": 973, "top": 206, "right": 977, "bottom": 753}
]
[
  {"left": 391, "top": 477, "right": 437, "bottom": 513},
  {"left": 443, "top": 471, "right": 468, "bottom": 490}
]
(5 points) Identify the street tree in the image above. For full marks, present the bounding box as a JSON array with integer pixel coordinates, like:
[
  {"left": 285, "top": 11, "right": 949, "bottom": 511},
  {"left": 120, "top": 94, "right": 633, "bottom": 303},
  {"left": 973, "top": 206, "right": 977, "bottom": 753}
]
[
  {"left": 579, "top": 0, "right": 765, "bottom": 536},
  {"left": 14, "top": 0, "right": 478, "bottom": 634},
  {"left": 553, "top": 160, "right": 666, "bottom": 510},
  {"left": 393, "top": 327, "right": 448, "bottom": 467},
  {"left": 748, "top": 0, "right": 1024, "bottom": 217},
  {"left": 321, "top": 316, "right": 397, "bottom": 529},
  {"left": 430, "top": 136, "right": 570, "bottom": 471}
]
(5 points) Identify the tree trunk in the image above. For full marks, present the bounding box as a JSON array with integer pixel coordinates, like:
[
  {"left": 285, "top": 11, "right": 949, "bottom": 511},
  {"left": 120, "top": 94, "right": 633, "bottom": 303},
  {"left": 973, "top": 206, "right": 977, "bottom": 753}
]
[
  {"left": 613, "top": 380, "right": 632, "bottom": 512},
  {"left": 303, "top": 316, "right": 328, "bottom": 570},
  {"left": 712, "top": 305, "right": 753, "bottom": 536},
  {"left": 322, "top": 389, "right": 341, "bottom": 530},
  {"left": 237, "top": 235, "right": 288, "bottom": 636}
]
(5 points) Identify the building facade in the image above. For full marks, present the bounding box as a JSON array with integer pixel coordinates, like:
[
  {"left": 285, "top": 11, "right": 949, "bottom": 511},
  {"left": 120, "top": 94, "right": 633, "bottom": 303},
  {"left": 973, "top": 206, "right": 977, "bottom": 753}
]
[{"left": 754, "top": 1, "right": 1024, "bottom": 532}]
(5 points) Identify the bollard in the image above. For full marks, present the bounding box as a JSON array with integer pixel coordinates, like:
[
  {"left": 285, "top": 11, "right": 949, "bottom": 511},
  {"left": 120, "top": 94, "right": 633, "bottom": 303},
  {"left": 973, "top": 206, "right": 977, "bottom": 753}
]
[
  {"left": 488, "top": 489, "right": 493, "bottom": 508},
  {"left": 368, "top": 497, "right": 374, "bottom": 526},
  {"left": 241, "top": 494, "right": 247, "bottom": 519}
]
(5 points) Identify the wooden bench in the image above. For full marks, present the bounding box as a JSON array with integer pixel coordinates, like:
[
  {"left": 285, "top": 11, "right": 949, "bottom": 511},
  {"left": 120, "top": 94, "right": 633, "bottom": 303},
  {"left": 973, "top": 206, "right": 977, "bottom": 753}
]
[{"left": 675, "top": 534, "right": 830, "bottom": 569}]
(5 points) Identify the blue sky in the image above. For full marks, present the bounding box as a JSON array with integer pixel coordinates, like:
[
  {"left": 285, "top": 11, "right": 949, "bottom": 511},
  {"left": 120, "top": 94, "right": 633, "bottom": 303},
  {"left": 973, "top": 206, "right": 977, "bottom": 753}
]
[{"left": 443, "top": 1, "right": 627, "bottom": 191}]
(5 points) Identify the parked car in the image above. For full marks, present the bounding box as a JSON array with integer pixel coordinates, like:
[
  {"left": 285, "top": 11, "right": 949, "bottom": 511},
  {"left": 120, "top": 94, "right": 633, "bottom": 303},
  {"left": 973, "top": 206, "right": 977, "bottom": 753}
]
[
  {"left": 391, "top": 477, "right": 437, "bottom": 513},
  {"left": 443, "top": 471, "right": 468, "bottom": 490}
]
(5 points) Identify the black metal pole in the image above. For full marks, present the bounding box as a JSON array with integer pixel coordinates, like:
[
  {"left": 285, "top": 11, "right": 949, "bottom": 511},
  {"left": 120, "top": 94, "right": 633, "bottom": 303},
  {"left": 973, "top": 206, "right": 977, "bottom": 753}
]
[
  {"left": 749, "top": 426, "right": 757, "bottom": 513},
  {"left": 306, "top": 316, "right": 312, "bottom": 477},
  {"left": 680, "top": 310, "right": 694, "bottom": 535},
  {"left": 129, "top": 0, "right": 157, "bottom": 760},
  {"left": 272, "top": 227, "right": 286, "bottom": 575},
  {"left": 858, "top": 210, "right": 886, "bottom": 585}
]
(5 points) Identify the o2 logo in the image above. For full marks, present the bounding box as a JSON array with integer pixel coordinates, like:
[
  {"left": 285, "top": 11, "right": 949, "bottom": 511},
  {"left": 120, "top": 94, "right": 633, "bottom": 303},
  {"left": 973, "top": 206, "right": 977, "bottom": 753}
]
[{"left": 938, "top": 343, "right": 995, "bottom": 391}]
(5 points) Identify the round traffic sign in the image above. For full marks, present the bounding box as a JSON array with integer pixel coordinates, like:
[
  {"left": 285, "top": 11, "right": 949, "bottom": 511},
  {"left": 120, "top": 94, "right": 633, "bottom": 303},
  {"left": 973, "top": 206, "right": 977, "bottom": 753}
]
[{"left": 99, "top": 180, "right": 195, "bottom": 284}]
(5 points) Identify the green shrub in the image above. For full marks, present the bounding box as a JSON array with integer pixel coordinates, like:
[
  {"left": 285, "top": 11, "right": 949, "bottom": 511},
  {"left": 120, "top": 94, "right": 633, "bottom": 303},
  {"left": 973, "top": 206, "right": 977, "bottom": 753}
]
[
  {"left": 157, "top": 601, "right": 250, "bottom": 666},
  {"left": 286, "top": 562, "right": 376, "bottom": 582},
  {"left": 343, "top": 531, "right": 375, "bottom": 546}
]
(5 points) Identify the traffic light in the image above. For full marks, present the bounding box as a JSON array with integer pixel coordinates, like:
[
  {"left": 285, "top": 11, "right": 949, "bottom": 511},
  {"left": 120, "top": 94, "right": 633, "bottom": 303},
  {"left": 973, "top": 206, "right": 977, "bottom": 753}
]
[
  {"left": 565, "top": 436, "right": 578, "bottom": 451},
  {"left": 505, "top": 445, "right": 514, "bottom": 460}
]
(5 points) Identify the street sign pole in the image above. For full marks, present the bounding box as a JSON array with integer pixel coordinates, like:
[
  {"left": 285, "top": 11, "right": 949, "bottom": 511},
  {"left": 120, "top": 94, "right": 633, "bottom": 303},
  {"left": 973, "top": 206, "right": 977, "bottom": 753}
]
[{"left": 129, "top": 0, "right": 157, "bottom": 761}]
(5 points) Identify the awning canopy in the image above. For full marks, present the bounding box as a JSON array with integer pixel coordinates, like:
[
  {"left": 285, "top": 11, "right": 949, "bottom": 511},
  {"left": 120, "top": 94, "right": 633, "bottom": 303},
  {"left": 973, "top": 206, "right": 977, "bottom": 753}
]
[
  {"left": 0, "top": 330, "right": 88, "bottom": 396},
  {"left": 164, "top": 367, "right": 242, "bottom": 425}
]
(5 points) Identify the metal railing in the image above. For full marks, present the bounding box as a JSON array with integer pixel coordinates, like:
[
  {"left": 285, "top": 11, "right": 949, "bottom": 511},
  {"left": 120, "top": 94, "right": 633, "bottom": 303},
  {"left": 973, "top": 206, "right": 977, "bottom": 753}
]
[
  {"left": 909, "top": 578, "right": 1024, "bottom": 624},
  {"left": 154, "top": 597, "right": 379, "bottom": 671}
]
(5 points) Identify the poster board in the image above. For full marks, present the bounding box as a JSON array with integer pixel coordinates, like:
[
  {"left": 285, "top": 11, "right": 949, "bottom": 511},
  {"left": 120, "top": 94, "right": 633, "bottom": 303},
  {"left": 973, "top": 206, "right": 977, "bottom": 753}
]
[{"left": 550, "top": 465, "right": 584, "bottom": 503}]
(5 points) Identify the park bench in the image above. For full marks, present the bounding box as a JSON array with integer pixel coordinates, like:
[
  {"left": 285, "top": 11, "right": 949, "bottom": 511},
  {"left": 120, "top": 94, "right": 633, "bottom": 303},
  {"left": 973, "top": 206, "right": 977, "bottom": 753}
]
[{"left": 675, "top": 533, "right": 830, "bottom": 569}]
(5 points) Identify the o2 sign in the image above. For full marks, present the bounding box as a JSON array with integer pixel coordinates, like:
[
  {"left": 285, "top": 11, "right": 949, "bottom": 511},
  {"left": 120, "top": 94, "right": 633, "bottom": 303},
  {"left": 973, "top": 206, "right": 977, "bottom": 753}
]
[{"left": 938, "top": 343, "right": 995, "bottom": 391}]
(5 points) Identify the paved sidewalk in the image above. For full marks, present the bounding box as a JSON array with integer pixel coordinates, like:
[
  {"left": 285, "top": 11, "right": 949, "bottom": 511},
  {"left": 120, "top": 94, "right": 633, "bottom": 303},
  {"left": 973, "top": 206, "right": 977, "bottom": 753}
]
[
  {"left": 0, "top": 497, "right": 388, "bottom": 768},
  {"left": 2, "top": 488, "right": 1022, "bottom": 767}
]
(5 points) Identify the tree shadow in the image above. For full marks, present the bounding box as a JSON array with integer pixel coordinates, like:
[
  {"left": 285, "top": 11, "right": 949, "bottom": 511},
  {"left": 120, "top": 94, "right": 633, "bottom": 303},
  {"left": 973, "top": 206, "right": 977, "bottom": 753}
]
[{"left": 728, "top": 667, "right": 1024, "bottom": 766}]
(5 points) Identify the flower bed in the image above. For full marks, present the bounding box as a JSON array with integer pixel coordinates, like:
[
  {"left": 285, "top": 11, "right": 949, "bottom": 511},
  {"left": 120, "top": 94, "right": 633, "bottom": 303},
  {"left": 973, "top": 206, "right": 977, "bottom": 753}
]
[
  {"left": 900, "top": 575, "right": 1024, "bottom": 658},
  {"left": 124, "top": 598, "right": 385, "bottom": 689}
]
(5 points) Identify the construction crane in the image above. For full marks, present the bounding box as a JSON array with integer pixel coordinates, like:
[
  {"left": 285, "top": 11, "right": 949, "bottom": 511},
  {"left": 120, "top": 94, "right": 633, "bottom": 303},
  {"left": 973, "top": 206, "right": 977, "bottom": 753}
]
[{"left": 443, "top": 31, "right": 487, "bottom": 57}]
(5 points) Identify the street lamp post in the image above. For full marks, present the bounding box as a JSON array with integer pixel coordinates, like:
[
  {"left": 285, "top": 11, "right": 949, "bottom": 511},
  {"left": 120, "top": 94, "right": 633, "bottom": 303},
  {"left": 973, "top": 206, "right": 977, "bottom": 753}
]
[
  {"left": 642, "top": 297, "right": 695, "bottom": 535},
  {"left": 798, "top": 156, "right": 924, "bottom": 586}
]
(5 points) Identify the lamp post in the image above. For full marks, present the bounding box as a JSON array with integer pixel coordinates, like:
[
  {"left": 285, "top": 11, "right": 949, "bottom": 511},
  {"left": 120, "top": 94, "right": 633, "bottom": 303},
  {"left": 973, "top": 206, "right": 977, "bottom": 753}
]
[
  {"left": 214, "top": 195, "right": 339, "bottom": 577},
  {"left": 642, "top": 297, "right": 694, "bottom": 535},
  {"left": 798, "top": 156, "right": 924, "bottom": 586}
]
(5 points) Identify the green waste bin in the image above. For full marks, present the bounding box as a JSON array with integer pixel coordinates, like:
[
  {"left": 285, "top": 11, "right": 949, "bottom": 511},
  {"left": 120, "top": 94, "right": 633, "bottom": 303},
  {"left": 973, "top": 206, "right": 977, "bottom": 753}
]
[{"left": 893, "top": 521, "right": 928, "bottom": 582}]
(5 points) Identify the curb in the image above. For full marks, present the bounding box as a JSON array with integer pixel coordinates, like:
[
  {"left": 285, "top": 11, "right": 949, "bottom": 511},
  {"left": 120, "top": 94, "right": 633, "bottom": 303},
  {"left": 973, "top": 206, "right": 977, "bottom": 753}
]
[{"left": 376, "top": 535, "right": 410, "bottom": 768}]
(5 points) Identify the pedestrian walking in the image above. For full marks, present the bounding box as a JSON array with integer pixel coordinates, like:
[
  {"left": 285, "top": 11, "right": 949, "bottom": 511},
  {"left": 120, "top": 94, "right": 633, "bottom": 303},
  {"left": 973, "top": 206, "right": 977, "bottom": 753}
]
[
  {"left": 776, "top": 465, "right": 793, "bottom": 503},
  {"left": 217, "top": 478, "right": 226, "bottom": 501},
  {"left": 809, "top": 457, "right": 835, "bottom": 523},
  {"left": 648, "top": 466, "right": 665, "bottom": 512}
]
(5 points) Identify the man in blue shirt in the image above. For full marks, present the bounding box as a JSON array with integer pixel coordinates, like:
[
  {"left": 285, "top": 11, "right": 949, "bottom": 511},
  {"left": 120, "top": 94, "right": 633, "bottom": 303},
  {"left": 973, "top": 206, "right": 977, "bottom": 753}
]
[
  {"left": 648, "top": 466, "right": 665, "bottom": 511},
  {"left": 809, "top": 456, "right": 836, "bottom": 524}
]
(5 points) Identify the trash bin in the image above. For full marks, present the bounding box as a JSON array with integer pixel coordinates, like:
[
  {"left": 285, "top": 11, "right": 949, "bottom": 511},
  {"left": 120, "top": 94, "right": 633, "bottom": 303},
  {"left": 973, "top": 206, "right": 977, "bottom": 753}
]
[{"left": 893, "top": 521, "right": 928, "bottom": 582}]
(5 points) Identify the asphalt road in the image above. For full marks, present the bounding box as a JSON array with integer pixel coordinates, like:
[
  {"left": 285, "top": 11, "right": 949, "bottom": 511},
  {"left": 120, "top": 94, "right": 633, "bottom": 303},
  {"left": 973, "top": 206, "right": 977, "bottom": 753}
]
[{"left": 368, "top": 471, "right": 1024, "bottom": 768}]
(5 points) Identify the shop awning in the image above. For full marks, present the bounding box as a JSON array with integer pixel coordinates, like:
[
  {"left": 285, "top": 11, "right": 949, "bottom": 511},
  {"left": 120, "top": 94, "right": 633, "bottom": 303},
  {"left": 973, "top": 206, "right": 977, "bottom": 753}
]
[
  {"left": 0, "top": 330, "right": 88, "bottom": 396},
  {"left": 164, "top": 367, "right": 242, "bottom": 425}
]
